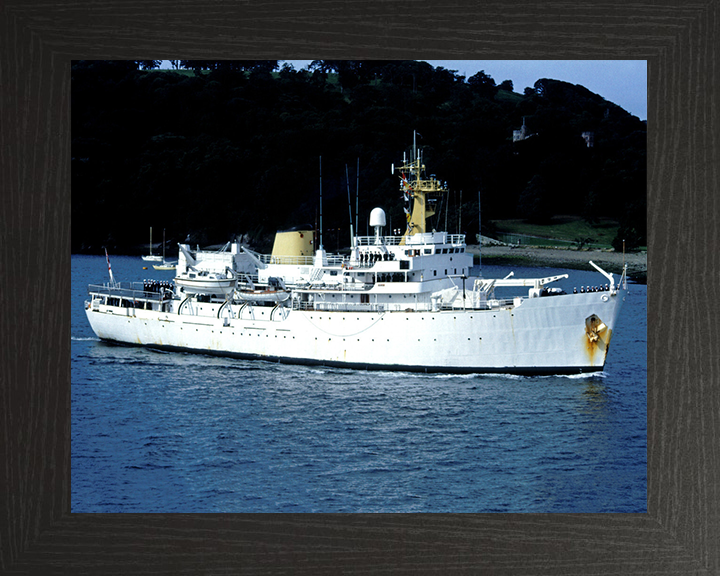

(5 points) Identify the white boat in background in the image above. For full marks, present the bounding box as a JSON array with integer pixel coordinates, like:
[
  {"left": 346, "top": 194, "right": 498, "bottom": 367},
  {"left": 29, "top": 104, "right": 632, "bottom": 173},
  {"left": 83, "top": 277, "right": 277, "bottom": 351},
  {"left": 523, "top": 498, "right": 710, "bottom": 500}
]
[
  {"left": 152, "top": 261, "right": 177, "bottom": 271},
  {"left": 151, "top": 228, "right": 176, "bottom": 270},
  {"left": 141, "top": 227, "right": 163, "bottom": 262},
  {"left": 85, "top": 135, "right": 627, "bottom": 375}
]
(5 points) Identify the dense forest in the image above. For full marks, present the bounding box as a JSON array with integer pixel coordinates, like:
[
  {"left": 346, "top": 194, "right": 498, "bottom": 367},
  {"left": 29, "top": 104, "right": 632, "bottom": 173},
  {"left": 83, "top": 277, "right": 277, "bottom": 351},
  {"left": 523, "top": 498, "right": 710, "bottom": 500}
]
[{"left": 71, "top": 60, "right": 646, "bottom": 254}]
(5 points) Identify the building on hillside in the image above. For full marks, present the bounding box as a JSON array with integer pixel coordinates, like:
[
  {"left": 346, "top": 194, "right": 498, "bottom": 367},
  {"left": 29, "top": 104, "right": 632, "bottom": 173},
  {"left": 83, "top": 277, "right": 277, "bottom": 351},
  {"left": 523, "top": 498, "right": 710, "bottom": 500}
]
[{"left": 513, "top": 117, "right": 533, "bottom": 142}]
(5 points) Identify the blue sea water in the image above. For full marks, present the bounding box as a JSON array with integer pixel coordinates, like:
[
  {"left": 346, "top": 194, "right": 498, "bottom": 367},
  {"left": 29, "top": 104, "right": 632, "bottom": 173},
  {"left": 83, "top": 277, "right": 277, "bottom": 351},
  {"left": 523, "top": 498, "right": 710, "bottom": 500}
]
[{"left": 71, "top": 254, "right": 647, "bottom": 512}]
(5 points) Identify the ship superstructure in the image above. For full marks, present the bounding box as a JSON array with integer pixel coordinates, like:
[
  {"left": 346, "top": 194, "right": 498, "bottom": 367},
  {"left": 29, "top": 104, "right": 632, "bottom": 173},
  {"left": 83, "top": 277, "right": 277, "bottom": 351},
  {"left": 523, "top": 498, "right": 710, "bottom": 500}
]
[{"left": 85, "top": 139, "right": 627, "bottom": 374}]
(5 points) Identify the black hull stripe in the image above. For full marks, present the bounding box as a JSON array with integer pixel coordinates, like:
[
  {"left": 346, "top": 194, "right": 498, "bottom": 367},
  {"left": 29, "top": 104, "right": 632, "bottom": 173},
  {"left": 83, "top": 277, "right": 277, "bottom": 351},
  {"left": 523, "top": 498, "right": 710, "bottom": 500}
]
[{"left": 97, "top": 338, "right": 605, "bottom": 376}]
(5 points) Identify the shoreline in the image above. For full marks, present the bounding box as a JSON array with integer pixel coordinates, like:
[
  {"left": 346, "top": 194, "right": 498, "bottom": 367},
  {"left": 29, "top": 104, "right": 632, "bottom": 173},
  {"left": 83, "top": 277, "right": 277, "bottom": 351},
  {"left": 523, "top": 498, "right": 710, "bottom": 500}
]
[{"left": 470, "top": 245, "right": 647, "bottom": 284}]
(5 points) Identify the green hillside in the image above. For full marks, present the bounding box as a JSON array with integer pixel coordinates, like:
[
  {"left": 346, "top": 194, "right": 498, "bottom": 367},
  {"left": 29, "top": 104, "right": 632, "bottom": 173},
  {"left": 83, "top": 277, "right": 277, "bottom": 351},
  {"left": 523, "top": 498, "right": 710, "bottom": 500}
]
[
  {"left": 72, "top": 60, "right": 646, "bottom": 255},
  {"left": 489, "top": 216, "right": 623, "bottom": 249}
]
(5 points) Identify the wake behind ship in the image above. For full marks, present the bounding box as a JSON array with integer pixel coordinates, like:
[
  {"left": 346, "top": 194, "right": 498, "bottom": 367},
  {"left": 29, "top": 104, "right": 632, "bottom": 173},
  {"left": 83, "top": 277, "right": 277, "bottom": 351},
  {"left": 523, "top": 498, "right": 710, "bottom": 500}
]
[{"left": 85, "top": 138, "right": 628, "bottom": 374}]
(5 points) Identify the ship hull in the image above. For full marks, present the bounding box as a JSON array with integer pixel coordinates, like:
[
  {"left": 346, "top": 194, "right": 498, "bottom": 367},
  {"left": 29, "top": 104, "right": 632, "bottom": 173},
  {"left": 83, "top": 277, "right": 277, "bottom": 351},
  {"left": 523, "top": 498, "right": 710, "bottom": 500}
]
[{"left": 85, "top": 288, "right": 627, "bottom": 375}]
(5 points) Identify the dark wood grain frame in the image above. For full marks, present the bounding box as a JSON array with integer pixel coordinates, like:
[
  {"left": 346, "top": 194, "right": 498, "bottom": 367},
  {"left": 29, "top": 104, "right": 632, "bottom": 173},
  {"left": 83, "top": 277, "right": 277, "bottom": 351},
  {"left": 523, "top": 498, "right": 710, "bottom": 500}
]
[{"left": 1, "top": 1, "right": 715, "bottom": 574}]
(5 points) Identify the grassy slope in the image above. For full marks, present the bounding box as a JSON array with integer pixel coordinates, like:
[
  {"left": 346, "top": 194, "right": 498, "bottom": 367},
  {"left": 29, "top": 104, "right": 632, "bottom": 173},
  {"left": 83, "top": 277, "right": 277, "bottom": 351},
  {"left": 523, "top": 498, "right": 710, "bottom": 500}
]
[{"left": 490, "top": 216, "right": 620, "bottom": 249}]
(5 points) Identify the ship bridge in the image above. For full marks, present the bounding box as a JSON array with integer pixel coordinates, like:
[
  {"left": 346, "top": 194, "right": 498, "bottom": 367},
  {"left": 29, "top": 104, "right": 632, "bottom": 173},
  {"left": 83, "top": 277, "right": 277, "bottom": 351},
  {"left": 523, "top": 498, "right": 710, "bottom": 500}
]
[{"left": 350, "top": 230, "right": 472, "bottom": 279}]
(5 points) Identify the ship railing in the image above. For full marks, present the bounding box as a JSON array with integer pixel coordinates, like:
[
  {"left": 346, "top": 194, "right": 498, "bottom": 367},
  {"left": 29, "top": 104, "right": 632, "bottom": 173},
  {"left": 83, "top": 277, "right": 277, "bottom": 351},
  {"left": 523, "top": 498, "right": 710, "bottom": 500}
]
[
  {"left": 337, "top": 282, "right": 373, "bottom": 291},
  {"left": 356, "top": 236, "right": 404, "bottom": 246},
  {"left": 295, "top": 301, "right": 441, "bottom": 313},
  {"left": 297, "top": 301, "right": 402, "bottom": 313},
  {"left": 290, "top": 288, "right": 518, "bottom": 311},
  {"left": 193, "top": 251, "right": 234, "bottom": 264},
  {"left": 438, "top": 297, "right": 516, "bottom": 311},
  {"left": 293, "top": 282, "right": 373, "bottom": 293},
  {"left": 258, "top": 254, "right": 314, "bottom": 266},
  {"left": 325, "top": 255, "right": 346, "bottom": 266},
  {"left": 355, "top": 234, "right": 465, "bottom": 247},
  {"left": 257, "top": 254, "right": 347, "bottom": 267},
  {"left": 292, "top": 297, "right": 517, "bottom": 313},
  {"left": 295, "top": 302, "right": 386, "bottom": 313},
  {"left": 88, "top": 282, "right": 169, "bottom": 302}
]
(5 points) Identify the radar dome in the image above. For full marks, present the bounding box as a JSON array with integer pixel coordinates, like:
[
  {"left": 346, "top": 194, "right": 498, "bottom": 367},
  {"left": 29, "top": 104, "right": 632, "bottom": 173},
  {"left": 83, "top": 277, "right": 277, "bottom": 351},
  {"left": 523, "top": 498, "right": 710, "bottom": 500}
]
[{"left": 369, "top": 207, "right": 386, "bottom": 228}]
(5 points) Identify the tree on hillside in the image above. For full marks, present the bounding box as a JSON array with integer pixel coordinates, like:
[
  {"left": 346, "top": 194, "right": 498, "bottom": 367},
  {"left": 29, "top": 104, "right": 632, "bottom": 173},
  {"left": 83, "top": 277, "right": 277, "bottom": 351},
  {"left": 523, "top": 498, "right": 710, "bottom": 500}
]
[
  {"left": 232, "top": 60, "right": 279, "bottom": 73},
  {"left": 137, "top": 60, "right": 161, "bottom": 70},
  {"left": 518, "top": 174, "right": 551, "bottom": 223},
  {"left": 309, "top": 60, "right": 341, "bottom": 74},
  {"left": 467, "top": 70, "right": 497, "bottom": 99}
]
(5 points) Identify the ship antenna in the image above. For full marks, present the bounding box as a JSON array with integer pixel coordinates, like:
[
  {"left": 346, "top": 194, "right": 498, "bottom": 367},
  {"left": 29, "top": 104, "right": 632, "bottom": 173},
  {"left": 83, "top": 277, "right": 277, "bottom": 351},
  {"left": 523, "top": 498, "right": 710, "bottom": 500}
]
[
  {"left": 444, "top": 189, "right": 449, "bottom": 231},
  {"left": 459, "top": 190, "right": 462, "bottom": 234},
  {"left": 319, "top": 156, "right": 323, "bottom": 249},
  {"left": 477, "top": 189, "right": 482, "bottom": 271},
  {"left": 355, "top": 157, "right": 359, "bottom": 238},
  {"left": 346, "top": 164, "right": 355, "bottom": 249}
]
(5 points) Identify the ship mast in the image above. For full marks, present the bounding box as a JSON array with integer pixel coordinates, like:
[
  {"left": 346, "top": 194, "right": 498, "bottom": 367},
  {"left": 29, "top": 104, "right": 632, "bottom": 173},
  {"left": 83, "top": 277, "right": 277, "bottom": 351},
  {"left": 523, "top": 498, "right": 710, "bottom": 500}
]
[
  {"left": 394, "top": 132, "right": 449, "bottom": 245},
  {"left": 319, "top": 156, "right": 323, "bottom": 250}
]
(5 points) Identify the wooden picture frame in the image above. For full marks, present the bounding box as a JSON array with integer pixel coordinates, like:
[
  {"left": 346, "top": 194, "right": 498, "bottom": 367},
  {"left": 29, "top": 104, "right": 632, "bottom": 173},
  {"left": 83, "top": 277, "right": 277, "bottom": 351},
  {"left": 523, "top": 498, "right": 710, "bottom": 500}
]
[{"left": 2, "top": 1, "right": 715, "bottom": 573}]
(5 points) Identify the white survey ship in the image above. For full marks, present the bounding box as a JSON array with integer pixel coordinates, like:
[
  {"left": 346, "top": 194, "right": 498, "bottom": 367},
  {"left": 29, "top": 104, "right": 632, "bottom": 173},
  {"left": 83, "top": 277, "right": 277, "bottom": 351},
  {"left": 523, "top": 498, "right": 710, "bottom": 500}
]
[{"left": 85, "top": 140, "right": 627, "bottom": 374}]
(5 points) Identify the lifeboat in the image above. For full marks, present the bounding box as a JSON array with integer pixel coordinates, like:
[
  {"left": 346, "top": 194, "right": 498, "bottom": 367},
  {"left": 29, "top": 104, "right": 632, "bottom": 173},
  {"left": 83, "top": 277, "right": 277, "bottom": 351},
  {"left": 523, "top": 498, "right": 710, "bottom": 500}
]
[
  {"left": 174, "top": 269, "right": 237, "bottom": 296},
  {"left": 235, "top": 289, "right": 290, "bottom": 303}
]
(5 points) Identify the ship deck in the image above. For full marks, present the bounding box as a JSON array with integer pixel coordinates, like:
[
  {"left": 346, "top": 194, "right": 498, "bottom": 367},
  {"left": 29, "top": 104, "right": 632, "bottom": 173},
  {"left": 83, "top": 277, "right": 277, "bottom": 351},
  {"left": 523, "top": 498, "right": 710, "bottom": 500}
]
[{"left": 88, "top": 282, "right": 171, "bottom": 303}]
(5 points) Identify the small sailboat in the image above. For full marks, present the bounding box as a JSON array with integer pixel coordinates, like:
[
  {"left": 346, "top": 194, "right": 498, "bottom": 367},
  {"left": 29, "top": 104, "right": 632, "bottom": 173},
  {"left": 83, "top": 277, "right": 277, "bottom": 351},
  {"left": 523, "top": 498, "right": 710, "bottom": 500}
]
[
  {"left": 152, "top": 229, "right": 177, "bottom": 271},
  {"left": 141, "top": 227, "right": 163, "bottom": 262}
]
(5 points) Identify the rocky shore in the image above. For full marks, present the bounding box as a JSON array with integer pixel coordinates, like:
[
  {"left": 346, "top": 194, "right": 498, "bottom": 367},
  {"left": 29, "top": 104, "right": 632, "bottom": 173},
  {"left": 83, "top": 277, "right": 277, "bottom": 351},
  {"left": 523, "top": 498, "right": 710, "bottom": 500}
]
[{"left": 469, "top": 241, "right": 647, "bottom": 284}]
